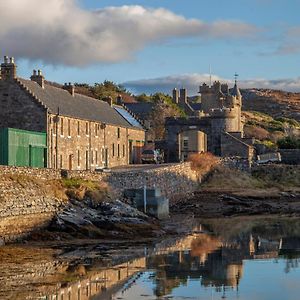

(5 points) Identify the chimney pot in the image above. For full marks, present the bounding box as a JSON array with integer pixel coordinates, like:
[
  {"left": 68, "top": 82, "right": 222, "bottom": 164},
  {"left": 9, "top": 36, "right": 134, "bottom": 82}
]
[
  {"left": 10, "top": 57, "right": 14, "bottom": 64},
  {"left": 4, "top": 56, "right": 8, "bottom": 63}
]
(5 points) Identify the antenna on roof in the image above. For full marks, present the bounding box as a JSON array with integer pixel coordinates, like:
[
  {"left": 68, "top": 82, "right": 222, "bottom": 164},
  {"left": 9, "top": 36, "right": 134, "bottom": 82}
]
[{"left": 234, "top": 72, "right": 239, "bottom": 84}]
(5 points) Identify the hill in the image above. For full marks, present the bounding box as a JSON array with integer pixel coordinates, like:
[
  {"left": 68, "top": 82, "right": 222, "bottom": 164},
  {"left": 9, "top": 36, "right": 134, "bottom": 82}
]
[{"left": 241, "top": 89, "right": 300, "bottom": 122}]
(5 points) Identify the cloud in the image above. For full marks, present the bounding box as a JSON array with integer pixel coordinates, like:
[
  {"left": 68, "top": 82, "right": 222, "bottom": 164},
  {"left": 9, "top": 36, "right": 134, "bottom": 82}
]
[
  {"left": 0, "top": 0, "right": 258, "bottom": 66},
  {"left": 123, "top": 73, "right": 300, "bottom": 95},
  {"left": 275, "top": 26, "right": 300, "bottom": 55}
]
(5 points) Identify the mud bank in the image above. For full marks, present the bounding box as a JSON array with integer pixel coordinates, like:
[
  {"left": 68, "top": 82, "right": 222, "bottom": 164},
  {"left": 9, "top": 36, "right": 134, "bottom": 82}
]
[{"left": 171, "top": 190, "right": 300, "bottom": 218}]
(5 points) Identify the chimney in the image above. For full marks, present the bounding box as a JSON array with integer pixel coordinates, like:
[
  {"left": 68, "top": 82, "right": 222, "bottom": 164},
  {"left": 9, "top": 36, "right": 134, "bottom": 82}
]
[
  {"left": 116, "top": 94, "right": 123, "bottom": 105},
  {"left": 63, "top": 82, "right": 75, "bottom": 96},
  {"left": 1, "top": 56, "right": 17, "bottom": 80},
  {"left": 105, "top": 96, "right": 113, "bottom": 106},
  {"left": 30, "top": 69, "right": 45, "bottom": 88},
  {"left": 172, "top": 88, "right": 179, "bottom": 104},
  {"left": 179, "top": 88, "right": 188, "bottom": 104}
]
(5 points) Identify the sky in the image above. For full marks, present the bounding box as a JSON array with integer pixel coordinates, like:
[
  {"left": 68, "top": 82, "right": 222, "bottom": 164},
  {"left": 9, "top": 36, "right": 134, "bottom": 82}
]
[{"left": 0, "top": 0, "right": 300, "bottom": 95}]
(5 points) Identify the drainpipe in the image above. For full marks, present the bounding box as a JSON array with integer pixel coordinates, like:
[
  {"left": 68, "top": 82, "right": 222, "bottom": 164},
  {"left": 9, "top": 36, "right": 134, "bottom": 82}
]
[
  {"left": 55, "top": 107, "right": 60, "bottom": 169},
  {"left": 89, "top": 121, "right": 92, "bottom": 171}
]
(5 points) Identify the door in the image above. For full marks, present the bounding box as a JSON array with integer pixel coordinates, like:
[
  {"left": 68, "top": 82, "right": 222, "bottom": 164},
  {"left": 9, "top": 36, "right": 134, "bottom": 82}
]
[{"left": 29, "top": 145, "right": 46, "bottom": 168}]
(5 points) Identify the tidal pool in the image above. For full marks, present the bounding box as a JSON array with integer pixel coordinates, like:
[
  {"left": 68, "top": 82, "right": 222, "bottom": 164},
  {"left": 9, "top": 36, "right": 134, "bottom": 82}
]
[{"left": 3, "top": 216, "right": 300, "bottom": 300}]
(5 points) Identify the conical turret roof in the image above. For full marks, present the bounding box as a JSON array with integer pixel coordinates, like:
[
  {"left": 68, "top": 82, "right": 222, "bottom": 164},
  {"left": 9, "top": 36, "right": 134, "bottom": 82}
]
[{"left": 231, "top": 81, "right": 241, "bottom": 98}]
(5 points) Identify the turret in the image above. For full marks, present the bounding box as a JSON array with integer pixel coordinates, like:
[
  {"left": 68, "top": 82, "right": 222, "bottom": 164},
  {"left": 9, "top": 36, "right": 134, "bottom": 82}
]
[{"left": 172, "top": 88, "right": 179, "bottom": 104}]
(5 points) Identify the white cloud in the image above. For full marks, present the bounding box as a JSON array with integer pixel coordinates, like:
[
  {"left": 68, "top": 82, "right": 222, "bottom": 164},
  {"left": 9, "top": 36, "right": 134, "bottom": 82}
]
[
  {"left": 0, "top": 0, "right": 258, "bottom": 66},
  {"left": 123, "top": 73, "right": 300, "bottom": 95}
]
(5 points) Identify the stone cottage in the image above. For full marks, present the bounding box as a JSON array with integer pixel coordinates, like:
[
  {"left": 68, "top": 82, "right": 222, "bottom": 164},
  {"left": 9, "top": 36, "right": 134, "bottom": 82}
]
[{"left": 0, "top": 56, "right": 145, "bottom": 170}]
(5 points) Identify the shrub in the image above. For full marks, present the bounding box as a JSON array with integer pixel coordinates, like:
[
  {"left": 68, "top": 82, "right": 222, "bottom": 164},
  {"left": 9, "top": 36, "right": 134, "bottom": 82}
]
[
  {"left": 244, "top": 125, "right": 270, "bottom": 140},
  {"left": 188, "top": 152, "right": 219, "bottom": 175},
  {"left": 277, "top": 136, "right": 300, "bottom": 149}
]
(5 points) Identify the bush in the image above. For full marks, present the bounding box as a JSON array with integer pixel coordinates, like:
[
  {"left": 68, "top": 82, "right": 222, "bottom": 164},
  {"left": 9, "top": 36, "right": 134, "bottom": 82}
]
[
  {"left": 277, "top": 136, "right": 300, "bottom": 149},
  {"left": 244, "top": 125, "right": 270, "bottom": 140},
  {"left": 188, "top": 152, "right": 219, "bottom": 175}
]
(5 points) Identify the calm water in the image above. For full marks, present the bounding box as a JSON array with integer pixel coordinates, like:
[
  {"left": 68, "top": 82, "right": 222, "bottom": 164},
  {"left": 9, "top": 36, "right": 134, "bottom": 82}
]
[{"left": 3, "top": 217, "right": 300, "bottom": 300}]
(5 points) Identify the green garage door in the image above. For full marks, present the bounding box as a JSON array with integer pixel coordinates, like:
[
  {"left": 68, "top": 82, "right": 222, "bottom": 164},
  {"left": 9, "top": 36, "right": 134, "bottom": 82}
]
[{"left": 29, "top": 145, "right": 47, "bottom": 168}]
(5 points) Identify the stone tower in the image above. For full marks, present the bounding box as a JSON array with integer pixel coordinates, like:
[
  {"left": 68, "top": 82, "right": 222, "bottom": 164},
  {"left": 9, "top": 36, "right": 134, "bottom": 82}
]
[{"left": 172, "top": 88, "right": 179, "bottom": 104}]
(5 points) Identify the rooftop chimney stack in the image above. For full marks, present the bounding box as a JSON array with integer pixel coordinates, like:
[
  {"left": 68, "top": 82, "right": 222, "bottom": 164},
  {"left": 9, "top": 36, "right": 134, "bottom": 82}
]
[
  {"left": 116, "top": 94, "right": 123, "bottom": 105},
  {"left": 30, "top": 69, "right": 45, "bottom": 88},
  {"left": 63, "top": 82, "right": 75, "bottom": 96},
  {"left": 1, "top": 56, "right": 17, "bottom": 80},
  {"left": 106, "top": 96, "right": 113, "bottom": 106}
]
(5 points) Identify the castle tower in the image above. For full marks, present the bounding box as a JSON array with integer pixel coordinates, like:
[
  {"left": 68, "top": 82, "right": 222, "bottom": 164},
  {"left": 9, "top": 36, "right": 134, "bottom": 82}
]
[
  {"left": 0, "top": 56, "right": 17, "bottom": 80},
  {"left": 172, "top": 88, "right": 179, "bottom": 104},
  {"left": 179, "top": 88, "right": 187, "bottom": 105}
]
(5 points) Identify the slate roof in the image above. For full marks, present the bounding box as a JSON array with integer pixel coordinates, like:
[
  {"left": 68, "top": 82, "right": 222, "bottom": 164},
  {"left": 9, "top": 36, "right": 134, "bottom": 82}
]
[
  {"left": 18, "top": 79, "right": 141, "bottom": 129},
  {"left": 189, "top": 103, "right": 202, "bottom": 111},
  {"left": 123, "top": 102, "right": 154, "bottom": 120},
  {"left": 231, "top": 82, "right": 242, "bottom": 98}
]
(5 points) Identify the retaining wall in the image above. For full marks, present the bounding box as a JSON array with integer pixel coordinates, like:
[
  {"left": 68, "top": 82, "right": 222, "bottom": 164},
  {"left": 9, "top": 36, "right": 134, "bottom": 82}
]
[{"left": 0, "top": 163, "right": 200, "bottom": 243}]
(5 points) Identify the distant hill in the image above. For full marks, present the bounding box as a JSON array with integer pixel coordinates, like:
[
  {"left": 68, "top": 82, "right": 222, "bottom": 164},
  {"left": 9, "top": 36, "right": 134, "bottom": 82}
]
[{"left": 241, "top": 89, "right": 300, "bottom": 122}]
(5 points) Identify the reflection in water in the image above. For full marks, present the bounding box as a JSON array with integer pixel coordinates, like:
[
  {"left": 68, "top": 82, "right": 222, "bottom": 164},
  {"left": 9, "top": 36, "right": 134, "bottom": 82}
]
[{"left": 3, "top": 217, "right": 300, "bottom": 299}]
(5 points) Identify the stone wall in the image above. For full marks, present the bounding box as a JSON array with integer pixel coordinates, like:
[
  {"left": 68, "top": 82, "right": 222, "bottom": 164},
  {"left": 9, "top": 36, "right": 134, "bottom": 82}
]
[
  {"left": 0, "top": 79, "right": 47, "bottom": 132},
  {"left": 0, "top": 165, "right": 61, "bottom": 180},
  {"left": 0, "top": 173, "right": 65, "bottom": 242},
  {"left": 279, "top": 149, "right": 300, "bottom": 165},
  {"left": 0, "top": 163, "right": 200, "bottom": 242}
]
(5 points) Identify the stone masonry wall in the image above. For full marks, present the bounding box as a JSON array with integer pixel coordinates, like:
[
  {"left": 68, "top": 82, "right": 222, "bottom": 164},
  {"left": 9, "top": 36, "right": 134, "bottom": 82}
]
[
  {"left": 0, "top": 162, "right": 199, "bottom": 242},
  {"left": 0, "top": 79, "right": 47, "bottom": 132}
]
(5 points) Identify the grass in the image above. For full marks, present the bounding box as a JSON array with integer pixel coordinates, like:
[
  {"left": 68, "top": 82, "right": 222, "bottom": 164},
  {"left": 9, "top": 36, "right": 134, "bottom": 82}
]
[
  {"left": 61, "top": 177, "right": 109, "bottom": 203},
  {"left": 200, "top": 164, "right": 300, "bottom": 193}
]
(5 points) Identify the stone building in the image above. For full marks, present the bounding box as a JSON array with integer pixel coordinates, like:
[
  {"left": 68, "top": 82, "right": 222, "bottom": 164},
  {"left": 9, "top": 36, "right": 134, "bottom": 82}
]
[
  {"left": 166, "top": 80, "right": 254, "bottom": 161},
  {"left": 0, "top": 56, "right": 145, "bottom": 170}
]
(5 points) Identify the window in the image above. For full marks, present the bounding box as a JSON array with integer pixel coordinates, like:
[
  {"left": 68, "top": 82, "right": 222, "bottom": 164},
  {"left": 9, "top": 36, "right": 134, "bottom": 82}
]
[
  {"left": 123, "top": 144, "right": 125, "bottom": 157},
  {"left": 77, "top": 121, "right": 80, "bottom": 136},
  {"left": 60, "top": 155, "right": 63, "bottom": 168},
  {"left": 112, "top": 143, "right": 115, "bottom": 157},
  {"left": 95, "top": 150, "right": 98, "bottom": 164},
  {"left": 117, "top": 144, "right": 120, "bottom": 157},
  {"left": 183, "top": 139, "right": 188, "bottom": 149},
  {"left": 60, "top": 118, "right": 64, "bottom": 135},
  {"left": 68, "top": 119, "right": 71, "bottom": 137},
  {"left": 117, "top": 128, "right": 120, "bottom": 139},
  {"left": 86, "top": 151, "right": 89, "bottom": 169},
  {"left": 95, "top": 124, "right": 98, "bottom": 136},
  {"left": 77, "top": 150, "right": 80, "bottom": 167},
  {"left": 91, "top": 151, "right": 94, "bottom": 164},
  {"left": 86, "top": 122, "right": 89, "bottom": 135}
]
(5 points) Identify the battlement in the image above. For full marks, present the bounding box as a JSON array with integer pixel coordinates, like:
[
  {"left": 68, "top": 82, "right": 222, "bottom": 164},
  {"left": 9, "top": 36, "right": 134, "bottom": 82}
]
[
  {"left": 199, "top": 81, "right": 222, "bottom": 94},
  {"left": 210, "top": 107, "right": 236, "bottom": 118}
]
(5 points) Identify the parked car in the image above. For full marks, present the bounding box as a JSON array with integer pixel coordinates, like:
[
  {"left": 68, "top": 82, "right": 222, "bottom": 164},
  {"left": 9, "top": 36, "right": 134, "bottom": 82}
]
[
  {"left": 257, "top": 152, "right": 281, "bottom": 164},
  {"left": 141, "top": 149, "right": 163, "bottom": 164}
]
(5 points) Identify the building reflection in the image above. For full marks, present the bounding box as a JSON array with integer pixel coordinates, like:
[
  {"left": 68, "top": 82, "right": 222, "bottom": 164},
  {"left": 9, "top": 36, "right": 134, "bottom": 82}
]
[{"left": 42, "top": 222, "right": 300, "bottom": 300}]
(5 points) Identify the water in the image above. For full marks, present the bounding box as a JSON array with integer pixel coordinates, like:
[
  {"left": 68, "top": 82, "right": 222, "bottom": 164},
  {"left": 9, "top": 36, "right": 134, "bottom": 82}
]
[{"left": 2, "top": 216, "right": 300, "bottom": 300}]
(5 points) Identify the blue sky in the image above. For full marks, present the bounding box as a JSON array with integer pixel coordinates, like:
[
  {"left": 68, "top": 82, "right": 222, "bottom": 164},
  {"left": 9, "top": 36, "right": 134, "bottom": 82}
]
[{"left": 1, "top": 0, "right": 300, "bottom": 94}]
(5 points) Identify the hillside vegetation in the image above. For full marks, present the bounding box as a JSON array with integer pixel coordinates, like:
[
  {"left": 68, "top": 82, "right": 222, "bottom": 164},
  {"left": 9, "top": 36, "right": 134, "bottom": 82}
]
[
  {"left": 243, "top": 110, "right": 300, "bottom": 149},
  {"left": 242, "top": 89, "right": 300, "bottom": 122}
]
